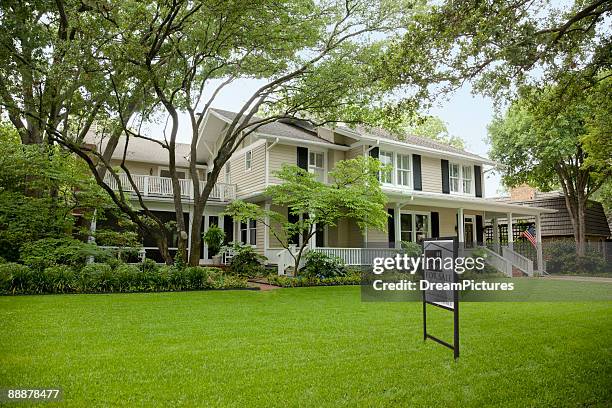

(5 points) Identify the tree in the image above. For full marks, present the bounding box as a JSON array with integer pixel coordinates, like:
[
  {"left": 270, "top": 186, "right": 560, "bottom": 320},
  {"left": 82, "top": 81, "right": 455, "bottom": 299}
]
[
  {"left": 487, "top": 76, "right": 612, "bottom": 256},
  {"left": 223, "top": 157, "right": 388, "bottom": 274},
  {"left": 405, "top": 116, "right": 465, "bottom": 149},
  {"left": 383, "top": 0, "right": 612, "bottom": 100}
]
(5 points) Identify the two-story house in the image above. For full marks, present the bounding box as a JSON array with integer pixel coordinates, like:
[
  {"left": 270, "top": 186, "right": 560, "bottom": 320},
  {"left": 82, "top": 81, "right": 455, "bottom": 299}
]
[{"left": 87, "top": 108, "right": 555, "bottom": 275}]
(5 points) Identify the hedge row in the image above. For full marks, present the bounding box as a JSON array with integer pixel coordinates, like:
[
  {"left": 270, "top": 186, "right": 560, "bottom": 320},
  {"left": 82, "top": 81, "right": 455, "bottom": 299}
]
[
  {"left": 268, "top": 271, "right": 361, "bottom": 288},
  {"left": 0, "top": 263, "right": 248, "bottom": 295}
]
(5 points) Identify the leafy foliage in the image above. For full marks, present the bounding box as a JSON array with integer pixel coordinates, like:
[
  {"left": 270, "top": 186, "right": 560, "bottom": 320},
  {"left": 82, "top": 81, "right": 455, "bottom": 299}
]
[
  {"left": 203, "top": 226, "right": 225, "bottom": 257},
  {"left": 301, "top": 251, "right": 348, "bottom": 279},
  {"left": 268, "top": 269, "right": 361, "bottom": 287},
  {"left": 544, "top": 241, "right": 609, "bottom": 275},
  {"left": 19, "top": 237, "right": 110, "bottom": 271},
  {"left": 225, "top": 244, "right": 267, "bottom": 278}
]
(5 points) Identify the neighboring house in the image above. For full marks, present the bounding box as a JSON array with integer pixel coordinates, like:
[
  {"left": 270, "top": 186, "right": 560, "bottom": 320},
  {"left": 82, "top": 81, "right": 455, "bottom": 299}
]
[
  {"left": 87, "top": 108, "right": 555, "bottom": 275},
  {"left": 490, "top": 186, "right": 611, "bottom": 257}
]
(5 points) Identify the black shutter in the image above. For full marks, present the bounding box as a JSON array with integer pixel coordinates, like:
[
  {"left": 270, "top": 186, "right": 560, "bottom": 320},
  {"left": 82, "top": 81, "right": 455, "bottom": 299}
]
[
  {"left": 474, "top": 165, "right": 482, "bottom": 198},
  {"left": 412, "top": 154, "right": 422, "bottom": 191},
  {"left": 431, "top": 212, "right": 439, "bottom": 238},
  {"left": 287, "top": 208, "right": 299, "bottom": 245},
  {"left": 387, "top": 208, "right": 395, "bottom": 248},
  {"left": 297, "top": 147, "right": 308, "bottom": 170},
  {"left": 223, "top": 216, "right": 233, "bottom": 244},
  {"left": 369, "top": 146, "right": 379, "bottom": 159},
  {"left": 476, "top": 215, "right": 484, "bottom": 246},
  {"left": 441, "top": 159, "right": 450, "bottom": 194}
]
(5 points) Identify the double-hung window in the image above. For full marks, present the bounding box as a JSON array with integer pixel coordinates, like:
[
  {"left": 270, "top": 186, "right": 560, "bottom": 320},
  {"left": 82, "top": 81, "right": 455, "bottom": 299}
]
[
  {"left": 400, "top": 212, "right": 430, "bottom": 243},
  {"left": 240, "top": 219, "right": 257, "bottom": 245},
  {"left": 379, "top": 151, "right": 394, "bottom": 184},
  {"left": 396, "top": 154, "right": 411, "bottom": 187},
  {"left": 449, "top": 163, "right": 460, "bottom": 193},
  {"left": 245, "top": 150, "right": 252, "bottom": 171},
  {"left": 309, "top": 151, "right": 325, "bottom": 182},
  {"left": 462, "top": 165, "right": 472, "bottom": 194}
]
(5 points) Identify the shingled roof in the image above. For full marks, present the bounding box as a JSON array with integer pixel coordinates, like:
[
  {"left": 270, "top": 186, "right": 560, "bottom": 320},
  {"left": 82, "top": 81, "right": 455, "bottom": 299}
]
[{"left": 500, "top": 192, "right": 611, "bottom": 238}]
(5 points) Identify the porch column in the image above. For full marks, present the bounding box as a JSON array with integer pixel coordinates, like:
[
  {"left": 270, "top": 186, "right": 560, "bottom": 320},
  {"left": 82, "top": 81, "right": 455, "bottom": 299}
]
[
  {"left": 457, "top": 208, "right": 464, "bottom": 244},
  {"left": 187, "top": 208, "right": 194, "bottom": 259},
  {"left": 506, "top": 212, "right": 514, "bottom": 250},
  {"left": 492, "top": 217, "right": 500, "bottom": 254},
  {"left": 394, "top": 203, "right": 401, "bottom": 249},
  {"left": 264, "top": 203, "right": 270, "bottom": 254},
  {"left": 535, "top": 213, "right": 544, "bottom": 273}
]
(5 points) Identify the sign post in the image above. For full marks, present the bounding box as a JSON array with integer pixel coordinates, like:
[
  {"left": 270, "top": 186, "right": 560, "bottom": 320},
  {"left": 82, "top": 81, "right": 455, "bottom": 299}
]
[{"left": 422, "top": 237, "right": 460, "bottom": 359}]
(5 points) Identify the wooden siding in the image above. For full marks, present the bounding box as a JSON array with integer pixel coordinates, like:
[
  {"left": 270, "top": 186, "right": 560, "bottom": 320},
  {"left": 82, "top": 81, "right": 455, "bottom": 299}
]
[
  {"left": 420, "top": 156, "right": 442, "bottom": 193},
  {"left": 268, "top": 143, "right": 296, "bottom": 185},
  {"left": 229, "top": 141, "right": 266, "bottom": 197}
]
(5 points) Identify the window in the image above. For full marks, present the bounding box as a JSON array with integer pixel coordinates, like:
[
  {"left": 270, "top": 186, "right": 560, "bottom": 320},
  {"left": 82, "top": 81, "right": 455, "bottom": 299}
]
[
  {"left": 309, "top": 151, "right": 325, "bottom": 182},
  {"left": 462, "top": 165, "right": 472, "bottom": 194},
  {"left": 396, "top": 154, "right": 411, "bottom": 187},
  {"left": 400, "top": 211, "right": 430, "bottom": 242},
  {"left": 379, "top": 151, "right": 394, "bottom": 184},
  {"left": 225, "top": 163, "right": 231, "bottom": 184},
  {"left": 449, "top": 163, "right": 460, "bottom": 193},
  {"left": 160, "top": 169, "right": 186, "bottom": 179},
  {"left": 240, "top": 219, "right": 257, "bottom": 245},
  {"left": 400, "top": 213, "right": 413, "bottom": 242},
  {"left": 449, "top": 162, "right": 474, "bottom": 195},
  {"left": 245, "top": 150, "right": 252, "bottom": 171}
]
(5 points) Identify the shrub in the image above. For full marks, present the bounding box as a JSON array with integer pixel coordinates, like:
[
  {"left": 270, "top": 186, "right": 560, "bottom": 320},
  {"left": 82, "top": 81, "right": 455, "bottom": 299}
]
[
  {"left": 77, "top": 263, "right": 114, "bottom": 292},
  {"left": 544, "top": 241, "right": 608, "bottom": 275},
  {"left": 41, "top": 265, "right": 76, "bottom": 293},
  {"left": 20, "top": 237, "right": 110, "bottom": 271},
  {"left": 269, "top": 269, "right": 361, "bottom": 287},
  {"left": 141, "top": 258, "right": 159, "bottom": 273},
  {"left": 114, "top": 264, "right": 141, "bottom": 292},
  {"left": 400, "top": 241, "right": 422, "bottom": 258},
  {"left": 203, "top": 226, "right": 225, "bottom": 258},
  {"left": 227, "top": 244, "right": 267, "bottom": 277},
  {"left": 0, "top": 263, "right": 33, "bottom": 294},
  {"left": 301, "top": 251, "right": 348, "bottom": 278}
]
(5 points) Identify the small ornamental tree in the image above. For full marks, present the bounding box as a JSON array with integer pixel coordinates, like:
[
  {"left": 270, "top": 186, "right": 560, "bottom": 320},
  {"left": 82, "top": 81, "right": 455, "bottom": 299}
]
[{"left": 223, "top": 156, "right": 388, "bottom": 275}]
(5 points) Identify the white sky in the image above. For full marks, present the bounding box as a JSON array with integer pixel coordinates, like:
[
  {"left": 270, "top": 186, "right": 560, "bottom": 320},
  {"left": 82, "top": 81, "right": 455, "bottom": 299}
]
[{"left": 147, "top": 78, "right": 504, "bottom": 198}]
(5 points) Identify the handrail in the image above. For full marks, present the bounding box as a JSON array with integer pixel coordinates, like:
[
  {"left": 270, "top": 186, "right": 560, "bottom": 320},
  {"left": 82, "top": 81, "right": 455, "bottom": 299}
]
[
  {"left": 479, "top": 246, "right": 513, "bottom": 277},
  {"left": 502, "top": 246, "right": 534, "bottom": 276},
  {"left": 103, "top": 174, "right": 236, "bottom": 202},
  {"left": 313, "top": 247, "right": 401, "bottom": 266}
]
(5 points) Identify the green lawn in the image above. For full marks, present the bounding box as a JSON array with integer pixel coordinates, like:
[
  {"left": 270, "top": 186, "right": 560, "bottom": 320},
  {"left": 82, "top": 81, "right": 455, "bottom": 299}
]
[{"left": 1, "top": 284, "right": 611, "bottom": 407}]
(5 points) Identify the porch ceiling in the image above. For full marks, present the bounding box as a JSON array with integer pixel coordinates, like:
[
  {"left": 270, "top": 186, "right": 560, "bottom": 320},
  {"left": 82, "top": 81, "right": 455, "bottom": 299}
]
[{"left": 386, "top": 191, "right": 557, "bottom": 217}]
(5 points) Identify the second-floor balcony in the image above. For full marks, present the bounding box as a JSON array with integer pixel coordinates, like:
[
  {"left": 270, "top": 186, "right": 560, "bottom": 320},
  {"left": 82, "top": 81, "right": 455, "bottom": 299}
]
[{"left": 104, "top": 173, "right": 236, "bottom": 202}]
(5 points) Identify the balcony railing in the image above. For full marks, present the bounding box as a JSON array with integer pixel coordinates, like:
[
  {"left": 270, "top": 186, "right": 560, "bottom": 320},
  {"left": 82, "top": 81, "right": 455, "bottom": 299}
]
[{"left": 103, "top": 173, "right": 236, "bottom": 202}]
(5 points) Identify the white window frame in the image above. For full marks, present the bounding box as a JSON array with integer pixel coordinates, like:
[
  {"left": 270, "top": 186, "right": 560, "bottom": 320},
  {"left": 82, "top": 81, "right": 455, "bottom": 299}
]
[
  {"left": 158, "top": 167, "right": 187, "bottom": 179},
  {"left": 379, "top": 150, "right": 394, "bottom": 185},
  {"left": 245, "top": 150, "right": 252, "bottom": 172},
  {"left": 308, "top": 150, "right": 326, "bottom": 183},
  {"left": 240, "top": 219, "right": 257, "bottom": 246},
  {"left": 396, "top": 153, "right": 412, "bottom": 188},
  {"left": 225, "top": 162, "right": 231, "bottom": 184},
  {"left": 462, "top": 165, "right": 473, "bottom": 195},
  {"left": 449, "top": 161, "right": 475, "bottom": 196},
  {"left": 399, "top": 210, "right": 431, "bottom": 242}
]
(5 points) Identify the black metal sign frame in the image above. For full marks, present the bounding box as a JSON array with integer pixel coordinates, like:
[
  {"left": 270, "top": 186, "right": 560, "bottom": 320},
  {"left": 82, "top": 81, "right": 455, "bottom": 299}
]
[{"left": 421, "top": 236, "right": 460, "bottom": 359}]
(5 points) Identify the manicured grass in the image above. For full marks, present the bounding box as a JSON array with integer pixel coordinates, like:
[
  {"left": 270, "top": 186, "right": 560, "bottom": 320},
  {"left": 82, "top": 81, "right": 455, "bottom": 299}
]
[{"left": 1, "top": 284, "right": 611, "bottom": 407}]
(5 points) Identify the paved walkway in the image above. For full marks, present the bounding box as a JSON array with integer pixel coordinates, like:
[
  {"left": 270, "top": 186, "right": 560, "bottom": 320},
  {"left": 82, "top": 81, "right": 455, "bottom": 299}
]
[
  {"left": 542, "top": 275, "right": 612, "bottom": 283},
  {"left": 247, "top": 280, "right": 282, "bottom": 291}
]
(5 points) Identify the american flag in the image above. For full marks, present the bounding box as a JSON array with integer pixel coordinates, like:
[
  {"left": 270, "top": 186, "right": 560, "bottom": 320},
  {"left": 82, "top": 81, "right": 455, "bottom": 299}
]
[{"left": 521, "top": 224, "right": 537, "bottom": 247}]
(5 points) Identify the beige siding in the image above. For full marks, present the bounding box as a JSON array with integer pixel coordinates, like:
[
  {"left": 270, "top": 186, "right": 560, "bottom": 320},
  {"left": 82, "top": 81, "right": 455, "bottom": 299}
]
[
  {"left": 346, "top": 145, "right": 364, "bottom": 160},
  {"left": 229, "top": 142, "right": 266, "bottom": 197},
  {"left": 268, "top": 143, "right": 296, "bottom": 185},
  {"left": 421, "top": 156, "right": 442, "bottom": 193},
  {"left": 268, "top": 204, "right": 288, "bottom": 249}
]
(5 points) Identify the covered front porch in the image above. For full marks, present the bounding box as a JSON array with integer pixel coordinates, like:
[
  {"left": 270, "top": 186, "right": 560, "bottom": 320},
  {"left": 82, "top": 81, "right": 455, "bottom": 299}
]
[{"left": 308, "top": 192, "right": 556, "bottom": 277}]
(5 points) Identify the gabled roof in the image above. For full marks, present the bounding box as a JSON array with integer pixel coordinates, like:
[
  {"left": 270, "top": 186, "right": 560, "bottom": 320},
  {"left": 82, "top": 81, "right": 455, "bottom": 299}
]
[
  {"left": 84, "top": 132, "right": 193, "bottom": 168},
  {"left": 209, "top": 108, "right": 491, "bottom": 163},
  {"left": 210, "top": 108, "right": 337, "bottom": 146}
]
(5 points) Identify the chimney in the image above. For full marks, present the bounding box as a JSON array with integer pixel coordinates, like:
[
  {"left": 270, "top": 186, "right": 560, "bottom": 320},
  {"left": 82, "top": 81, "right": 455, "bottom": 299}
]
[{"left": 510, "top": 184, "right": 536, "bottom": 201}]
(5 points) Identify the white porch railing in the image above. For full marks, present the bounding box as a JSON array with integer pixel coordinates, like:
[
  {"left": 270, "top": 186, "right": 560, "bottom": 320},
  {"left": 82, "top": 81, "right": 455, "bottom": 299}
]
[
  {"left": 502, "top": 246, "right": 534, "bottom": 276},
  {"left": 480, "top": 247, "right": 513, "bottom": 277},
  {"left": 103, "top": 173, "right": 236, "bottom": 202},
  {"left": 313, "top": 247, "right": 401, "bottom": 266}
]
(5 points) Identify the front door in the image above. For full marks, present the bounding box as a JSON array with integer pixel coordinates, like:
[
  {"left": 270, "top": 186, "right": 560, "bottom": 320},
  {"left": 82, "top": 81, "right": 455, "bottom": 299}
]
[{"left": 464, "top": 216, "right": 475, "bottom": 248}]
